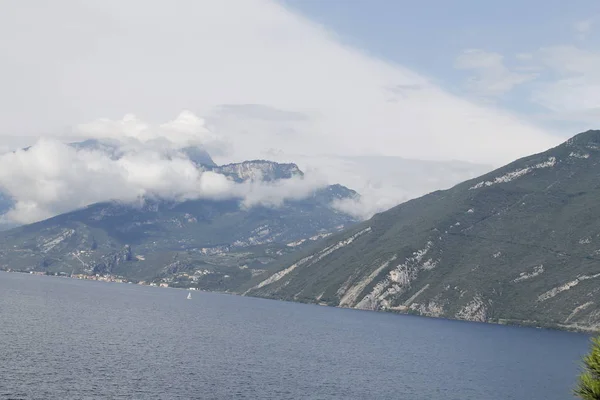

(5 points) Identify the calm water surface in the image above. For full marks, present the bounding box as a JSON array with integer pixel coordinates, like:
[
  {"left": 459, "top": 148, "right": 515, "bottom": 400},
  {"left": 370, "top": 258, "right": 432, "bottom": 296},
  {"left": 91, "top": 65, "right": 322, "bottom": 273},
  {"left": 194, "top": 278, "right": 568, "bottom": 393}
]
[{"left": 0, "top": 271, "right": 592, "bottom": 399}]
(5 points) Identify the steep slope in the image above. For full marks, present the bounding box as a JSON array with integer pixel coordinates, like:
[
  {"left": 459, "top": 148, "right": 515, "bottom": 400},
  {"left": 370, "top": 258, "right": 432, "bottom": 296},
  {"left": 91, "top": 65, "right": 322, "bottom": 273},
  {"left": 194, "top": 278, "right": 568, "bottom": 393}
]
[
  {"left": 245, "top": 130, "right": 600, "bottom": 331},
  {"left": 0, "top": 161, "right": 358, "bottom": 290}
]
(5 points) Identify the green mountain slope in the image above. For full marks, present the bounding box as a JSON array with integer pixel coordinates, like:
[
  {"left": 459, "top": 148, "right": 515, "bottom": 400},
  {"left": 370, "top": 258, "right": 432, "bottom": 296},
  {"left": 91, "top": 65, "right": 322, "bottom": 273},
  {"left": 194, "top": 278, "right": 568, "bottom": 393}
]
[
  {"left": 0, "top": 161, "right": 358, "bottom": 291},
  {"left": 244, "top": 130, "right": 600, "bottom": 331}
]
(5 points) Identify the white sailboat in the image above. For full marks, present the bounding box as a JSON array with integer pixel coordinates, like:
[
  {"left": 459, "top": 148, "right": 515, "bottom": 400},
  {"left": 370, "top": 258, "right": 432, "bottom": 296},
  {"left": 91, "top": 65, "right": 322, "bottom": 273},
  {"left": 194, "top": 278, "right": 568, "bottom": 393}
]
[{"left": 187, "top": 292, "right": 192, "bottom": 300}]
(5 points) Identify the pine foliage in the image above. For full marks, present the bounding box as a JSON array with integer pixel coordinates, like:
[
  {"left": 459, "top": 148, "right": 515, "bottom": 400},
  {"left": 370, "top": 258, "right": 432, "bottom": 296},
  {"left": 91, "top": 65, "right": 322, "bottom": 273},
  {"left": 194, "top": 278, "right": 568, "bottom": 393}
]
[{"left": 575, "top": 337, "right": 600, "bottom": 399}]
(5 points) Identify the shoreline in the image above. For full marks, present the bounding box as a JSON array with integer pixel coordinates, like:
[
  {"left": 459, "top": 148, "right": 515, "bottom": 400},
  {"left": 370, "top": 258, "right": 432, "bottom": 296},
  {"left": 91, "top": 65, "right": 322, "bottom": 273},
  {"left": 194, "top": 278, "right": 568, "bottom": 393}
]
[{"left": 2, "top": 269, "right": 597, "bottom": 335}]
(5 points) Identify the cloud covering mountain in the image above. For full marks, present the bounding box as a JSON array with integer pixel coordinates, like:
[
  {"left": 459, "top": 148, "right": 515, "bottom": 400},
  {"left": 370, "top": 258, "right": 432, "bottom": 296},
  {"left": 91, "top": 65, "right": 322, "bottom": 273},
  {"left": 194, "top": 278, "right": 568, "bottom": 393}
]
[
  {"left": 0, "top": 109, "right": 496, "bottom": 225},
  {"left": 0, "top": 0, "right": 561, "bottom": 164},
  {"left": 0, "top": 114, "right": 329, "bottom": 224},
  {"left": 0, "top": 0, "right": 567, "bottom": 225}
]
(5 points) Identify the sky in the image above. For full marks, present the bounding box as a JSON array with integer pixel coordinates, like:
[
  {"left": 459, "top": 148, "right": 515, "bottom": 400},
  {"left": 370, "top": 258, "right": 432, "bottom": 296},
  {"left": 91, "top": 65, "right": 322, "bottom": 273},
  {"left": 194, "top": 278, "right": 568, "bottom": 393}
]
[
  {"left": 0, "top": 0, "right": 599, "bottom": 224},
  {"left": 283, "top": 0, "right": 600, "bottom": 133}
]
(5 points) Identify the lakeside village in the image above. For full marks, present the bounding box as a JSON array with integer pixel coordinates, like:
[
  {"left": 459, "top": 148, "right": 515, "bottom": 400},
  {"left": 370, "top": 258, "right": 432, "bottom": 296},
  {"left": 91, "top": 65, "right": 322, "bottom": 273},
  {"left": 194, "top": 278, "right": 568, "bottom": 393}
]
[{"left": 0, "top": 268, "right": 198, "bottom": 290}]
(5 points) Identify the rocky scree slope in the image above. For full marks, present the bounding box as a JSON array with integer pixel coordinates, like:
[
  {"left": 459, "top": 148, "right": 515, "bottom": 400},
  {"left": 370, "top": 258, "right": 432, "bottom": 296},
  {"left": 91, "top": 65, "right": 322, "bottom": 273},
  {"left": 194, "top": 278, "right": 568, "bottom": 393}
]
[{"left": 245, "top": 130, "right": 600, "bottom": 331}]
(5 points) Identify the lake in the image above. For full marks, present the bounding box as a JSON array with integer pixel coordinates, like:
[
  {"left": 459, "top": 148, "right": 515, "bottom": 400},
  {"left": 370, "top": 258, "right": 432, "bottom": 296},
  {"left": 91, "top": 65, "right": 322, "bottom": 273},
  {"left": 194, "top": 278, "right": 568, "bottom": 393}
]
[{"left": 0, "top": 271, "right": 592, "bottom": 399}]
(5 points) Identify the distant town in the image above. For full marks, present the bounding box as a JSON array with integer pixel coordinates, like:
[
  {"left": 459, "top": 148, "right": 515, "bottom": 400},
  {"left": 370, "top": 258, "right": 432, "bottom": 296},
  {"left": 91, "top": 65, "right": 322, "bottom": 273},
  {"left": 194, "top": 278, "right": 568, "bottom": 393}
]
[{"left": 0, "top": 268, "right": 194, "bottom": 289}]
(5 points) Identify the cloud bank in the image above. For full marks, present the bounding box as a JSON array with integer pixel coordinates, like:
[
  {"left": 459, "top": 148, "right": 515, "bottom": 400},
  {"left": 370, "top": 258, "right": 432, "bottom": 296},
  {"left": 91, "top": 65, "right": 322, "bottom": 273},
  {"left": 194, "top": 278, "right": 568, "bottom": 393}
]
[
  {"left": 0, "top": 0, "right": 560, "bottom": 167},
  {"left": 73, "top": 111, "right": 231, "bottom": 156},
  {"left": 454, "top": 49, "right": 537, "bottom": 97},
  {"left": 269, "top": 154, "right": 493, "bottom": 220},
  {"left": 0, "top": 131, "right": 327, "bottom": 224},
  {"left": 0, "top": 0, "right": 568, "bottom": 225},
  {"left": 0, "top": 111, "right": 493, "bottom": 225}
]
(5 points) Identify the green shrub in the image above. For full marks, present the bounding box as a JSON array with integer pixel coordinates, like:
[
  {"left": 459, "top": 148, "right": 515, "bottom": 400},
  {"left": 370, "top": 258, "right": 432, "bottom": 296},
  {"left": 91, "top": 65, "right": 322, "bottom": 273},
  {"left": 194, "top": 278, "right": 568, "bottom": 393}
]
[{"left": 575, "top": 337, "right": 600, "bottom": 399}]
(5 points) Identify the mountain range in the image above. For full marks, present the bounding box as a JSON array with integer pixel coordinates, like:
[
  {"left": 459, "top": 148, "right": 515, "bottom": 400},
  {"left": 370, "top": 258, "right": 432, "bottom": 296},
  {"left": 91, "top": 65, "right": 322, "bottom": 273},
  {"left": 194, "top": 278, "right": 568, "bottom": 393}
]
[
  {"left": 243, "top": 130, "right": 600, "bottom": 331},
  {"left": 0, "top": 140, "right": 360, "bottom": 291},
  {"left": 3, "top": 131, "right": 600, "bottom": 331}
]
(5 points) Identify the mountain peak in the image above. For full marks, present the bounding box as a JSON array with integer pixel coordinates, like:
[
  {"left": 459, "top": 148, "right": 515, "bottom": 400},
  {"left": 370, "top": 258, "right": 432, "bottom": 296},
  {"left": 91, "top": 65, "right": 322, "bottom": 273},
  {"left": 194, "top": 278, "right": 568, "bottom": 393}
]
[
  {"left": 213, "top": 160, "right": 303, "bottom": 182},
  {"left": 179, "top": 146, "right": 216, "bottom": 167}
]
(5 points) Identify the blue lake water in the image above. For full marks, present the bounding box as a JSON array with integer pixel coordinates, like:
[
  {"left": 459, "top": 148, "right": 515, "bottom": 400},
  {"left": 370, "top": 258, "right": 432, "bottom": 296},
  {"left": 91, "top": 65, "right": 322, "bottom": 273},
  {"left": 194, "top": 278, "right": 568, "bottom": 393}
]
[{"left": 0, "top": 271, "right": 592, "bottom": 399}]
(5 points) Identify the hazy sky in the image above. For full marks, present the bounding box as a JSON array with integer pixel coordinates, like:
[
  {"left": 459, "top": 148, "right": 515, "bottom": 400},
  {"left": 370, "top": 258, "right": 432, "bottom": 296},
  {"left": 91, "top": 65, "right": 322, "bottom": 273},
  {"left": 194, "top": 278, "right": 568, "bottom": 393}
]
[
  {"left": 284, "top": 0, "right": 600, "bottom": 134},
  {"left": 0, "top": 0, "right": 598, "bottom": 223},
  {"left": 2, "top": 0, "right": 583, "bottom": 162}
]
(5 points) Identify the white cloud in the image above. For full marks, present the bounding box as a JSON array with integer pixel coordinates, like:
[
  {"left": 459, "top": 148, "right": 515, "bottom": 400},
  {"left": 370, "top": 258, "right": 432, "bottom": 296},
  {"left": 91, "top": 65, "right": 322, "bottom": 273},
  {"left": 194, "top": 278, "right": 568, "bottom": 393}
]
[
  {"left": 239, "top": 170, "right": 328, "bottom": 209},
  {"left": 74, "top": 111, "right": 230, "bottom": 155},
  {"left": 454, "top": 49, "right": 537, "bottom": 97},
  {"left": 0, "top": 0, "right": 568, "bottom": 225},
  {"left": 575, "top": 18, "right": 595, "bottom": 40},
  {"left": 0, "top": 0, "right": 559, "bottom": 168},
  {"left": 0, "top": 112, "right": 495, "bottom": 226},
  {"left": 530, "top": 46, "right": 600, "bottom": 119},
  {"left": 457, "top": 43, "right": 600, "bottom": 128},
  {"left": 253, "top": 152, "right": 493, "bottom": 219},
  {"left": 0, "top": 133, "right": 328, "bottom": 224}
]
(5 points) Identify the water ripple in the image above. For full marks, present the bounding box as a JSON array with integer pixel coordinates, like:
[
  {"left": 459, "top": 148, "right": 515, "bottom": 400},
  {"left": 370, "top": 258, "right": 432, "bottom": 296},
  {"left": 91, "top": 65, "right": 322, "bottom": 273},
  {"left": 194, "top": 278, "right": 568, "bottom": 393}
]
[{"left": 0, "top": 272, "right": 591, "bottom": 399}]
